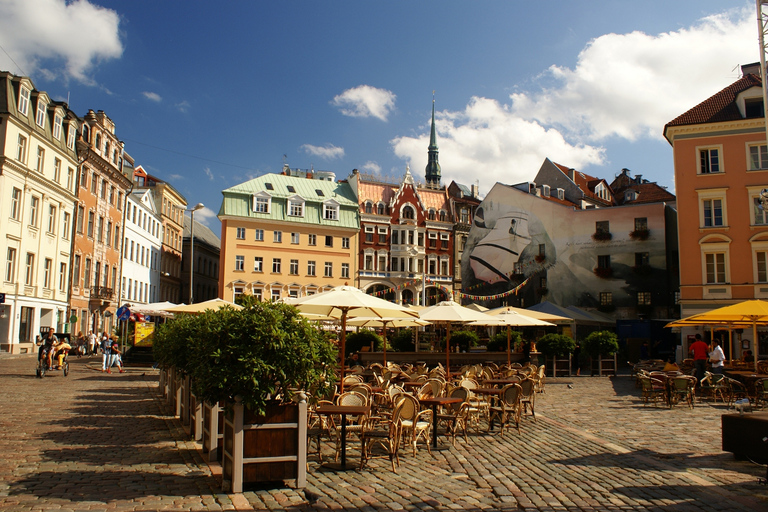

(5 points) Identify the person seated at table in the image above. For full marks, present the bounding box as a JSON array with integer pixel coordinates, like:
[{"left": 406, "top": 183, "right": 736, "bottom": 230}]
[
  {"left": 663, "top": 357, "right": 679, "bottom": 372},
  {"left": 743, "top": 349, "right": 755, "bottom": 363},
  {"left": 345, "top": 352, "right": 359, "bottom": 367}
]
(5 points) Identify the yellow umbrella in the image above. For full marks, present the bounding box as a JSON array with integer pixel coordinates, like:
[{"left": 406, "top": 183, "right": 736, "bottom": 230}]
[
  {"left": 668, "top": 300, "right": 768, "bottom": 372},
  {"left": 164, "top": 298, "right": 243, "bottom": 314}
]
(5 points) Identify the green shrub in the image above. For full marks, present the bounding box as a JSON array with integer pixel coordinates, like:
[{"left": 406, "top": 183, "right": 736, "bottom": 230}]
[
  {"left": 536, "top": 333, "right": 576, "bottom": 357},
  {"left": 390, "top": 329, "right": 414, "bottom": 352},
  {"left": 487, "top": 330, "right": 522, "bottom": 352},
  {"left": 345, "top": 329, "right": 382, "bottom": 355},
  {"left": 583, "top": 330, "right": 619, "bottom": 357},
  {"left": 171, "top": 300, "right": 337, "bottom": 415},
  {"left": 153, "top": 312, "right": 199, "bottom": 375},
  {"left": 450, "top": 330, "right": 480, "bottom": 353}
]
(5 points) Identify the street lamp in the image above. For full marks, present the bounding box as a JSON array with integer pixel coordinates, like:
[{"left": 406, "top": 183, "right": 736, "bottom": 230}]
[{"left": 187, "top": 203, "right": 205, "bottom": 304}]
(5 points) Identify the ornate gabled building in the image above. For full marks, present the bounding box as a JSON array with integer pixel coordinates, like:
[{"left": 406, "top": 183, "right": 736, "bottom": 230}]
[
  {"left": 70, "top": 110, "right": 132, "bottom": 337},
  {"left": 0, "top": 72, "right": 80, "bottom": 353}
]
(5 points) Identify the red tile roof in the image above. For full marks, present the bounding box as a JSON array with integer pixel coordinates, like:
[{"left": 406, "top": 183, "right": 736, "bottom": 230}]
[{"left": 665, "top": 73, "right": 761, "bottom": 131}]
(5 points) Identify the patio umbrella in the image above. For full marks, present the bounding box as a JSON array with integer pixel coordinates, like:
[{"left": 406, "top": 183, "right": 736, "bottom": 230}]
[
  {"left": 418, "top": 300, "right": 498, "bottom": 378},
  {"left": 126, "top": 301, "right": 178, "bottom": 318},
  {"left": 289, "top": 285, "right": 419, "bottom": 390},
  {"left": 164, "top": 298, "right": 243, "bottom": 314},
  {"left": 346, "top": 316, "right": 430, "bottom": 366},
  {"left": 667, "top": 300, "right": 768, "bottom": 372},
  {"left": 465, "top": 303, "right": 489, "bottom": 312},
  {"left": 486, "top": 305, "right": 570, "bottom": 323},
  {"left": 470, "top": 309, "right": 554, "bottom": 365}
]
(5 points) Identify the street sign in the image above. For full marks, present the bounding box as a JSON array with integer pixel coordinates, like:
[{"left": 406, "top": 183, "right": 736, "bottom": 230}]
[
  {"left": 116, "top": 305, "right": 131, "bottom": 321},
  {"left": 0, "top": 293, "right": 5, "bottom": 304},
  {"left": 69, "top": 315, "right": 78, "bottom": 324}
]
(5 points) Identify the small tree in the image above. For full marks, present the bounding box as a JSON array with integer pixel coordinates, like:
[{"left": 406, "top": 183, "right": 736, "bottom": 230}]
[
  {"left": 536, "top": 333, "right": 576, "bottom": 358},
  {"left": 153, "top": 312, "right": 199, "bottom": 375},
  {"left": 390, "top": 329, "right": 414, "bottom": 352},
  {"left": 583, "top": 330, "right": 619, "bottom": 357},
  {"left": 450, "top": 330, "right": 480, "bottom": 353},
  {"left": 487, "top": 330, "right": 522, "bottom": 352},
  {"left": 345, "top": 329, "right": 382, "bottom": 355}
]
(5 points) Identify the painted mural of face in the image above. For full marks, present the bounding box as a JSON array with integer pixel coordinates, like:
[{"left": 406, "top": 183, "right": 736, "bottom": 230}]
[{"left": 469, "top": 211, "right": 531, "bottom": 283}]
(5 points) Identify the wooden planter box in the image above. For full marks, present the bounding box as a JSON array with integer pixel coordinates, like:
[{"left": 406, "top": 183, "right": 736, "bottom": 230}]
[
  {"left": 186, "top": 387, "right": 203, "bottom": 441},
  {"left": 548, "top": 355, "right": 571, "bottom": 377},
  {"left": 590, "top": 354, "right": 618, "bottom": 376},
  {"left": 202, "top": 402, "right": 224, "bottom": 462},
  {"left": 222, "top": 398, "right": 307, "bottom": 493},
  {"left": 180, "top": 375, "right": 190, "bottom": 425},
  {"left": 159, "top": 368, "right": 168, "bottom": 399}
]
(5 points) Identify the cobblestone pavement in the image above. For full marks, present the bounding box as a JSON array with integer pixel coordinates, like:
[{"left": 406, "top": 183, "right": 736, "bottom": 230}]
[{"left": 1, "top": 354, "right": 767, "bottom": 511}]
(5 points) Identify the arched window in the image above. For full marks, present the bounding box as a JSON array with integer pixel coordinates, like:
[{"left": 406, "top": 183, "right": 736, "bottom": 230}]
[
  {"left": 439, "top": 210, "right": 447, "bottom": 222},
  {"left": 428, "top": 209, "right": 436, "bottom": 221},
  {"left": 377, "top": 203, "right": 385, "bottom": 215},
  {"left": 365, "top": 201, "right": 373, "bottom": 214},
  {"left": 403, "top": 205, "right": 415, "bottom": 220}
]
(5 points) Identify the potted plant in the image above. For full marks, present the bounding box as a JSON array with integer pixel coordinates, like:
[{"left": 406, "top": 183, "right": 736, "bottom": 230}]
[
  {"left": 629, "top": 228, "right": 650, "bottom": 240},
  {"left": 582, "top": 330, "right": 619, "bottom": 376},
  {"left": 593, "top": 267, "right": 613, "bottom": 279},
  {"left": 592, "top": 231, "right": 612, "bottom": 241},
  {"left": 345, "top": 328, "right": 383, "bottom": 355},
  {"left": 536, "top": 333, "right": 575, "bottom": 376},
  {"left": 450, "top": 329, "right": 480, "bottom": 353}
]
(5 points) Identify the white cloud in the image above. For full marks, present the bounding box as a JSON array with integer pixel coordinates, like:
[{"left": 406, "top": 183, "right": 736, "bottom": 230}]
[
  {"left": 392, "top": 96, "right": 605, "bottom": 188},
  {"left": 203, "top": 167, "right": 214, "bottom": 181},
  {"left": 510, "top": 7, "right": 755, "bottom": 141},
  {"left": 392, "top": 7, "right": 755, "bottom": 189},
  {"left": 361, "top": 161, "right": 382, "bottom": 174},
  {"left": 332, "top": 85, "right": 396, "bottom": 121},
  {"left": 301, "top": 144, "right": 345, "bottom": 160},
  {"left": 143, "top": 91, "right": 162, "bottom": 102},
  {"left": 176, "top": 100, "right": 190, "bottom": 113},
  {"left": 193, "top": 206, "right": 217, "bottom": 228},
  {"left": 0, "top": 0, "right": 122, "bottom": 84}
]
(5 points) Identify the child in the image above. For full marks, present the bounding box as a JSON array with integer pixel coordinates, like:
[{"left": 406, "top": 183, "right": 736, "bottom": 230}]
[{"left": 109, "top": 338, "right": 125, "bottom": 373}]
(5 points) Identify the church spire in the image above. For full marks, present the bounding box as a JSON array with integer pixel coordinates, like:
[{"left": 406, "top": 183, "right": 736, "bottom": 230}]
[{"left": 425, "top": 93, "right": 441, "bottom": 187}]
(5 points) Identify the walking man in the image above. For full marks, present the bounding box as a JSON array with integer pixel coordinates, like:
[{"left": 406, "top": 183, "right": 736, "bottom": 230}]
[{"left": 689, "top": 334, "right": 709, "bottom": 385}]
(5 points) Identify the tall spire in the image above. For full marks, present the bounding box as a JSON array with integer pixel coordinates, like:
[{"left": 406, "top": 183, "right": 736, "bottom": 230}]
[{"left": 425, "top": 93, "right": 441, "bottom": 187}]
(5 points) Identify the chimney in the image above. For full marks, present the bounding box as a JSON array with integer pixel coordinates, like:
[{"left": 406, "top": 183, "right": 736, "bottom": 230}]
[
  {"left": 635, "top": 174, "right": 642, "bottom": 184},
  {"left": 742, "top": 62, "right": 762, "bottom": 77},
  {"left": 471, "top": 183, "right": 479, "bottom": 198}
]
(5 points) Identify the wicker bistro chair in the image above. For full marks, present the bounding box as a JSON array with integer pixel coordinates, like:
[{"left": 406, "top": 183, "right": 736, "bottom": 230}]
[
  {"left": 333, "top": 391, "right": 369, "bottom": 461},
  {"left": 518, "top": 378, "right": 537, "bottom": 421},
  {"left": 307, "top": 399, "right": 335, "bottom": 463},
  {"left": 534, "top": 365, "right": 546, "bottom": 393},
  {"left": 639, "top": 376, "right": 668, "bottom": 407},
  {"left": 669, "top": 376, "right": 697, "bottom": 409},
  {"left": 699, "top": 372, "right": 727, "bottom": 403},
  {"left": 397, "top": 394, "right": 432, "bottom": 456},
  {"left": 755, "top": 378, "right": 768, "bottom": 409},
  {"left": 487, "top": 383, "right": 523, "bottom": 436},
  {"left": 436, "top": 388, "right": 472, "bottom": 446},
  {"left": 359, "top": 399, "right": 405, "bottom": 472},
  {"left": 725, "top": 377, "right": 751, "bottom": 409}
]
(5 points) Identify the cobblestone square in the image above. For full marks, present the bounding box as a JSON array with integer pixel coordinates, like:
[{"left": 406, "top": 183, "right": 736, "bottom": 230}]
[{"left": 1, "top": 355, "right": 766, "bottom": 511}]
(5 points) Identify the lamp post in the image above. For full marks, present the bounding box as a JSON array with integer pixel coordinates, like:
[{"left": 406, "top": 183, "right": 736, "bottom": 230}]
[{"left": 187, "top": 203, "right": 204, "bottom": 304}]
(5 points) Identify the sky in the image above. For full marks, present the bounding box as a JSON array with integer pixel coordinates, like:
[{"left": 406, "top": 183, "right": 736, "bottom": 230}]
[{"left": 0, "top": 0, "right": 759, "bottom": 231}]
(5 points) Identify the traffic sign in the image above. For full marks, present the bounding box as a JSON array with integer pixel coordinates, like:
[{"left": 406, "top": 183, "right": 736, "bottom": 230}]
[
  {"left": 116, "top": 305, "right": 131, "bottom": 321},
  {"left": 0, "top": 293, "right": 5, "bottom": 304}
]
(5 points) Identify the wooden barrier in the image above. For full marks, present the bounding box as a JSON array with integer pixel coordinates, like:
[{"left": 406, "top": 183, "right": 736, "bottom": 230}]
[
  {"left": 591, "top": 355, "right": 617, "bottom": 376},
  {"left": 222, "top": 396, "right": 307, "bottom": 493},
  {"left": 202, "top": 402, "right": 224, "bottom": 462}
]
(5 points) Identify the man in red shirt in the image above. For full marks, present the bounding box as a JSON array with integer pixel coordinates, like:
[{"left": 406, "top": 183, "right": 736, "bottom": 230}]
[{"left": 689, "top": 334, "right": 709, "bottom": 385}]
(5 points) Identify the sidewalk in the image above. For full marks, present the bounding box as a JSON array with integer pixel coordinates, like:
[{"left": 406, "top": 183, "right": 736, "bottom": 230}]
[{"left": 0, "top": 356, "right": 766, "bottom": 511}]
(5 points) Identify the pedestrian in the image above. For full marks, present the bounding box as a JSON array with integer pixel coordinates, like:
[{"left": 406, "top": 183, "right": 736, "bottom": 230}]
[
  {"left": 708, "top": 339, "right": 726, "bottom": 375},
  {"left": 87, "top": 330, "right": 97, "bottom": 355},
  {"left": 75, "top": 332, "right": 85, "bottom": 358},
  {"left": 101, "top": 333, "right": 112, "bottom": 373},
  {"left": 110, "top": 337, "right": 125, "bottom": 373},
  {"left": 572, "top": 342, "right": 582, "bottom": 376},
  {"left": 689, "top": 334, "right": 709, "bottom": 385}
]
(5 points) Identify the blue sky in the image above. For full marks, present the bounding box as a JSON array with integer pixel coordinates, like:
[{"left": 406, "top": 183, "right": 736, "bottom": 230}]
[{"left": 0, "top": 1, "right": 757, "bottom": 230}]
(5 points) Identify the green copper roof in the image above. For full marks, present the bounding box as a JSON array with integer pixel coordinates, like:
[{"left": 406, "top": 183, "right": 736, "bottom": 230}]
[{"left": 219, "top": 173, "right": 360, "bottom": 230}]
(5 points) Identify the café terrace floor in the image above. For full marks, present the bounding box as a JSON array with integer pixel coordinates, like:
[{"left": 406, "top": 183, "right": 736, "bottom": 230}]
[{"left": 0, "top": 354, "right": 766, "bottom": 511}]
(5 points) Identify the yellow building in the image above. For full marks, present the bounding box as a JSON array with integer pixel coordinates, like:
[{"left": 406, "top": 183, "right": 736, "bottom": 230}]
[{"left": 218, "top": 167, "right": 360, "bottom": 301}]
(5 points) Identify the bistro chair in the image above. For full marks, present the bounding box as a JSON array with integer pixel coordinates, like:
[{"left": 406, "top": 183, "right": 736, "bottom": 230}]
[
  {"left": 333, "top": 391, "right": 368, "bottom": 461},
  {"left": 639, "top": 376, "right": 667, "bottom": 407},
  {"left": 725, "top": 378, "right": 750, "bottom": 409},
  {"left": 397, "top": 394, "right": 432, "bottom": 456},
  {"left": 699, "top": 372, "right": 727, "bottom": 403},
  {"left": 669, "top": 376, "right": 696, "bottom": 409},
  {"left": 487, "top": 383, "right": 522, "bottom": 436},
  {"left": 519, "top": 378, "right": 537, "bottom": 421},
  {"left": 755, "top": 378, "right": 768, "bottom": 409},
  {"left": 359, "top": 399, "right": 405, "bottom": 472}
]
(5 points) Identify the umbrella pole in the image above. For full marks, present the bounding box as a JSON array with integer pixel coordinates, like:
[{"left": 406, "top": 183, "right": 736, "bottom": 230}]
[
  {"left": 446, "top": 323, "right": 451, "bottom": 379},
  {"left": 340, "top": 309, "right": 348, "bottom": 393},
  {"left": 507, "top": 326, "right": 511, "bottom": 366},
  {"left": 754, "top": 321, "right": 759, "bottom": 374},
  {"left": 383, "top": 321, "right": 388, "bottom": 367}
]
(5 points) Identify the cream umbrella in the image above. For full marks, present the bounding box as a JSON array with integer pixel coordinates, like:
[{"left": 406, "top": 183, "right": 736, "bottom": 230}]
[
  {"left": 346, "top": 316, "right": 430, "bottom": 366},
  {"left": 465, "top": 303, "right": 489, "bottom": 312},
  {"left": 486, "top": 305, "right": 570, "bottom": 323},
  {"left": 470, "top": 309, "right": 554, "bottom": 365},
  {"left": 289, "top": 286, "right": 419, "bottom": 390},
  {"left": 418, "top": 300, "right": 499, "bottom": 378},
  {"left": 164, "top": 298, "right": 243, "bottom": 314}
]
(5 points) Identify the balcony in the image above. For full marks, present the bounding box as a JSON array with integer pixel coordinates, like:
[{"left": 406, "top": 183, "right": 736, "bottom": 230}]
[{"left": 90, "top": 286, "right": 115, "bottom": 300}]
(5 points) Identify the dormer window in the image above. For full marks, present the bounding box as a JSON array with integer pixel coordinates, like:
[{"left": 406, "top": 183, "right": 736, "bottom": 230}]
[
  {"left": 253, "top": 192, "right": 271, "bottom": 213},
  {"left": 745, "top": 98, "right": 764, "bottom": 118},
  {"left": 542, "top": 185, "right": 551, "bottom": 197},
  {"left": 53, "top": 113, "right": 63, "bottom": 140},
  {"left": 377, "top": 203, "right": 385, "bottom": 215},
  {"left": 556, "top": 188, "right": 564, "bottom": 200},
  {"left": 625, "top": 190, "right": 637, "bottom": 202},
  {"left": 287, "top": 196, "right": 304, "bottom": 217},
  {"left": 365, "top": 201, "right": 373, "bottom": 214},
  {"left": 265, "top": 183, "right": 274, "bottom": 191},
  {"left": 18, "top": 85, "right": 30, "bottom": 116},
  {"left": 315, "top": 189, "right": 324, "bottom": 197},
  {"left": 323, "top": 200, "right": 339, "bottom": 220},
  {"left": 36, "top": 99, "right": 47, "bottom": 127},
  {"left": 402, "top": 205, "right": 415, "bottom": 220},
  {"left": 428, "top": 209, "right": 436, "bottom": 221},
  {"left": 287, "top": 185, "right": 296, "bottom": 193},
  {"left": 439, "top": 210, "right": 447, "bottom": 222}
]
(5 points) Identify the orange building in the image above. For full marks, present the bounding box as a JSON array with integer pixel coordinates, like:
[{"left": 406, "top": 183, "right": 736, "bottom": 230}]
[
  {"left": 664, "top": 63, "right": 767, "bottom": 356},
  {"left": 70, "top": 110, "right": 131, "bottom": 337}
]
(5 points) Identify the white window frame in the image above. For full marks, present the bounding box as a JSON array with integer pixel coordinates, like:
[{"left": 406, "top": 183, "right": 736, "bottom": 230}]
[
  {"left": 272, "top": 258, "right": 281, "bottom": 273},
  {"left": 17, "top": 134, "right": 27, "bottom": 162},
  {"left": 67, "top": 123, "right": 76, "bottom": 150},
  {"left": 342, "top": 237, "right": 350, "bottom": 249},
  {"left": 697, "top": 188, "right": 728, "bottom": 229},
  {"left": 341, "top": 263, "right": 350, "bottom": 279},
  {"left": 36, "top": 99, "right": 46, "bottom": 127},
  {"left": 235, "top": 255, "right": 244, "bottom": 271},
  {"left": 273, "top": 231, "right": 282, "bottom": 243},
  {"left": 36, "top": 146, "right": 44, "bottom": 173},
  {"left": 236, "top": 227, "right": 245, "bottom": 240},
  {"left": 254, "top": 256, "right": 263, "bottom": 272},
  {"left": 323, "top": 201, "right": 339, "bottom": 221},
  {"left": 62, "top": 212, "right": 70, "bottom": 240},
  {"left": 307, "top": 260, "right": 316, "bottom": 276},
  {"left": 18, "top": 85, "right": 30, "bottom": 116},
  {"left": 53, "top": 113, "right": 63, "bottom": 140},
  {"left": 308, "top": 234, "right": 317, "bottom": 246},
  {"left": 699, "top": 236, "right": 731, "bottom": 289},
  {"left": 749, "top": 144, "right": 768, "bottom": 171},
  {"left": 288, "top": 197, "right": 305, "bottom": 217},
  {"left": 748, "top": 186, "right": 768, "bottom": 226},
  {"left": 697, "top": 145, "right": 723, "bottom": 174},
  {"left": 324, "top": 261, "right": 333, "bottom": 277},
  {"left": 289, "top": 259, "right": 299, "bottom": 275},
  {"left": 291, "top": 232, "right": 300, "bottom": 244},
  {"left": 254, "top": 229, "right": 264, "bottom": 241},
  {"left": 10, "top": 188, "right": 21, "bottom": 220},
  {"left": 253, "top": 192, "right": 271, "bottom": 213}
]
